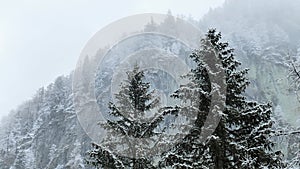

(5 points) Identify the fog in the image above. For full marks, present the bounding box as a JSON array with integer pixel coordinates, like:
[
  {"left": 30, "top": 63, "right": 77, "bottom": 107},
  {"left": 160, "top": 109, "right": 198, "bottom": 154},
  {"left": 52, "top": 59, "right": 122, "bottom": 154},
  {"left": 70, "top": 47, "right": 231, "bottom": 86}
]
[{"left": 0, "top": 0, "right": 225, "bottom": 119}]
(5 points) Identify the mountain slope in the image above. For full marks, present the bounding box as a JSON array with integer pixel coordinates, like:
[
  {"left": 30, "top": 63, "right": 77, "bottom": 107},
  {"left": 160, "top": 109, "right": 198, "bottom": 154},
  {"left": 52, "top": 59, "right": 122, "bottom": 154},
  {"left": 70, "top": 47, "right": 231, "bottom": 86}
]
[{"left": 1, "top": 0, "right": 300, "bottom": 168}]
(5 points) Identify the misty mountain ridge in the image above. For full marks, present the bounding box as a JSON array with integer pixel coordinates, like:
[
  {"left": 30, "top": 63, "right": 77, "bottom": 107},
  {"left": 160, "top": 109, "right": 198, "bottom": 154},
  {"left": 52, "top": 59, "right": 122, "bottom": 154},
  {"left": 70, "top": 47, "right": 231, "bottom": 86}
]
[{"left": 1, "top": 0, "right": 300, "bottom": 168}]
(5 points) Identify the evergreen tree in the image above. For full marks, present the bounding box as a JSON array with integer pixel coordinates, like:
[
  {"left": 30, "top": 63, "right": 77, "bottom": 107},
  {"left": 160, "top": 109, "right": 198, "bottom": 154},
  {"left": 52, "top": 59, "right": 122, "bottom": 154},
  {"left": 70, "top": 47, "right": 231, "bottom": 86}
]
[
  {"left": 281, "top": 49, "right": 300, "bottom": 167},
  {"left": 87, "top": 65, "right": 177, "bottom": 169},
  {"left": 144, "top": 17, "right": 158, "bottom": 32},
  {"left": 160, "top": 29, "right": 285, "bottom": 169}
]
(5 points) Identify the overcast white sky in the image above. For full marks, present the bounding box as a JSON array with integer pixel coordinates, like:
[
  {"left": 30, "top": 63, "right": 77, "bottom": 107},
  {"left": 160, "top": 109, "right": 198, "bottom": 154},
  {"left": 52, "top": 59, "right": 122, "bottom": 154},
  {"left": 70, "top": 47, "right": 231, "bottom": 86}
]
[{"left": 0, "top": 0, "right": 225, "bottom": 119}]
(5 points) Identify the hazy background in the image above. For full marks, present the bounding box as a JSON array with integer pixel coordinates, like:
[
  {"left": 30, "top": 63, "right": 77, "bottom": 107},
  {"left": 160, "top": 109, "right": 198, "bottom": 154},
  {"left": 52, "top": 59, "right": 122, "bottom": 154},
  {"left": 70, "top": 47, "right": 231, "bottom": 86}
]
[{"left": 0, "top": 0, "right": 225, "bottom": 119}]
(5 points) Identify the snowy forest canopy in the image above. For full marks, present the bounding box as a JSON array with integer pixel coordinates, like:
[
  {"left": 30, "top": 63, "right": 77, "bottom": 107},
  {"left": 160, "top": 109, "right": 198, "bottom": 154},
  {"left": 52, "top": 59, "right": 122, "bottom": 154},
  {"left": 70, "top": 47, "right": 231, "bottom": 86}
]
[{"left": 0, "top": 0, "right": 300, "bottom": 168}]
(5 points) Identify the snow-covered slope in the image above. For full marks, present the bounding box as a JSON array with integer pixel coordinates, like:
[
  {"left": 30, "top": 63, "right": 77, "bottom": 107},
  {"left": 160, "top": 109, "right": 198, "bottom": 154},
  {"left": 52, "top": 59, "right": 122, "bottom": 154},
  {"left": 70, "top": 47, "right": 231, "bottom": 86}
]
[
  {"left": 0, "top": 0, "right": 300, "bottom": 168},
  {"left": 0, "top": 75, "right": 91, "bottom": 169},
  {"left": 200, "top": 0, "right": 300, "bottom": 125}
]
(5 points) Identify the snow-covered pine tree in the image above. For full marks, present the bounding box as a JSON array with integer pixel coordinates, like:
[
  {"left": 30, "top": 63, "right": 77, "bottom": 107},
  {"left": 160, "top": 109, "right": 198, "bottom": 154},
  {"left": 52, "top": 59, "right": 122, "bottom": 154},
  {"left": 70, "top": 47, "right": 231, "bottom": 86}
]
[
  {"left": 280, "top": 50, "right": 300, "bottom": 168},
  {"left": 160, "top": 29, "right": 285, "bottom": 169},
  {"left": 87, "top": 65, "right": 177, "bottom": 169},
  {"left": 144, "top": 17, "right": 158, "bottom": 32}
]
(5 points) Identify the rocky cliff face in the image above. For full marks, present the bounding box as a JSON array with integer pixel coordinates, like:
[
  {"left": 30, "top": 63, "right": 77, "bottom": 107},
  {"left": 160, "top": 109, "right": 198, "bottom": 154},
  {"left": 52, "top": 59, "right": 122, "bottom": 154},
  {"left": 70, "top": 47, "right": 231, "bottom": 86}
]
[
  {"left": 0, "top": 0, "right": 300, "bottom": 168},
  {"left": 200, "top": 0, "right": 300, "bottom": 125}
]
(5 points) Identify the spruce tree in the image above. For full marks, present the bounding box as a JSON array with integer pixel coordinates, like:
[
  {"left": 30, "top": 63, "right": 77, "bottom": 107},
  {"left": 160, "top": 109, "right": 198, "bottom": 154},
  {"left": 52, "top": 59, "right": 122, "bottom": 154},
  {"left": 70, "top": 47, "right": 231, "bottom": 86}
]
[
  {"left": 87, "top": 65, "right": 177, "bottom": 169},
  {"left": 160, "top": 29, "right": 285, "bottom": 169}
]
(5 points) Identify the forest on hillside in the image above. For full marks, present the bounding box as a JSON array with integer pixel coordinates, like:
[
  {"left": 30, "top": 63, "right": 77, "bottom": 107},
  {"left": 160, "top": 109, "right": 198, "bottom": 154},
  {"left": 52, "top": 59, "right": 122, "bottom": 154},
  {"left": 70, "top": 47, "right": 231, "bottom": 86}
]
[{"left": 0, "top": 0, "right": 300, "bottom": 168}]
